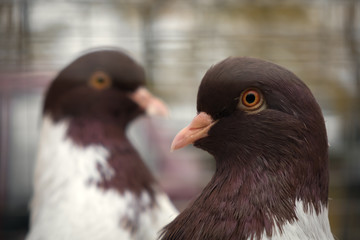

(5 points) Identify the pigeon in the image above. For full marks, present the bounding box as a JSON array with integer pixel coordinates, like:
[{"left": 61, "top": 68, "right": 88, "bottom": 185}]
[
  {"left": 161, "top": 57, "right": 334, "bottom": 240},
  {"left": 26, "top": 48, "right": 178, "bottom": 240}
]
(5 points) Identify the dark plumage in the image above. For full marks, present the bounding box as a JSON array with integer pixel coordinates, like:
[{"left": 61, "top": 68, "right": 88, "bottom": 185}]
[
  {"left": 26, "top": 48, "right": 177, "bottom": 240},
  {"left": 44, "top": 49, "right": 146, "bottom": 122},
  {"left": 163, "top": 57, "right": 334, "bottom": 240}
]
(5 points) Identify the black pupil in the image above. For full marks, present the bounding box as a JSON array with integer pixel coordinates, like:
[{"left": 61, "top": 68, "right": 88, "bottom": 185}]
[
  {"left": 97, "top": 77, "right": 105, "bottom": 83},
  {"left": 245, "top": 93, "right": 256, "bottom": 104}
]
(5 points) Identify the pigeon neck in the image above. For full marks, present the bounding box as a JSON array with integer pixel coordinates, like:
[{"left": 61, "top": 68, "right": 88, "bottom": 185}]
[
  {"left": 66, "top": 116, "right": 129, "bottom": 147},
  {"left": 212, "top": 132, "right": 329, "bottom": 208},
  {"left": 191, "top": 153, "right": 331, "bottom": 239},
  {"left": 160, "top": 153, "right": 332, "bottom": 240},
  {"left": 210, "top": 155, "right": 297, "bottom": 238},
  {"left": 47, "top": 115, "right": 157, "bottom": 199}
]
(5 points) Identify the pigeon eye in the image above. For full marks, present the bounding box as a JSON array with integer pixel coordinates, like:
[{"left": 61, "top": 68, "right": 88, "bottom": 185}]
[
  {"left": 89, "top": 71, "right": 112, "bottom": 90},
  {"left": 238, "top": 88, "right": 265, "bottom": 112}
]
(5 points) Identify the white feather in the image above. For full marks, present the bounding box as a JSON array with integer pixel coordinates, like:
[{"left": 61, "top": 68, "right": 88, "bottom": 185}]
[
  {"left": 26, "top": 115, "right": 178, "bottom": 240},
  {"left": 259, "top": 200, "right": 334, "bottom": 240}
]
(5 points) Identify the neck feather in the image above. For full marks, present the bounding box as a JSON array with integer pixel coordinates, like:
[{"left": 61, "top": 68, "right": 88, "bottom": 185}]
[
  {"left": 161, "top": 153, "right": 332, "bottom": 240},
  {"left": 36, "top": 115, "right": 156, "bottom": 198}
]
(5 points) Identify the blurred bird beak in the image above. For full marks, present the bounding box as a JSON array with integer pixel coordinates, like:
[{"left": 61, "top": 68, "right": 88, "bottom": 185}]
[
  {"left": 130, "top": 87, "right": 169, "bottom": 117},
  {"left": 171, "top": 112, "right": 216, "bottom": 151}
]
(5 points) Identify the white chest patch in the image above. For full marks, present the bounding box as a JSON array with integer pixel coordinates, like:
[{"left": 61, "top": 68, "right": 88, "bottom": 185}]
[
  {"left": 258, "top": 200, "right": 334, "bottom": 240},
  {"left": 26, "top": 116, "right": 178, "bottom": 240}
]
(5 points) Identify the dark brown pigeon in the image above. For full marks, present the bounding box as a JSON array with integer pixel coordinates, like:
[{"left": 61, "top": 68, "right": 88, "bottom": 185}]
[
  {"left": 26, "top": 48, "right": 178, "bottom": 240},
  {"left": 161, "top": 57, "right": 334, "bottom": 240}
]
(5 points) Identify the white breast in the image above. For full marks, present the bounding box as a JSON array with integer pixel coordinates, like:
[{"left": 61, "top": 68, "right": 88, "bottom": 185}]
[{"left": 26, "top": 116, "right": 178, "bottom": 240}]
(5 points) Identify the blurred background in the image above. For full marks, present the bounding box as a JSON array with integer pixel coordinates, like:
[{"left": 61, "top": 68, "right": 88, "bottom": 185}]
[{"left": 0, "top": 0, "right": 359, "bottom": 239}]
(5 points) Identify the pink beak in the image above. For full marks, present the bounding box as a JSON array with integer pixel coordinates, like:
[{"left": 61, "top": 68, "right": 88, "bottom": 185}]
[
  {"left": 171, "top": 112, "right": 216, "bottom": 151},
  {"left": 129, "top": 87, "right": 169, "bottom": 117}
]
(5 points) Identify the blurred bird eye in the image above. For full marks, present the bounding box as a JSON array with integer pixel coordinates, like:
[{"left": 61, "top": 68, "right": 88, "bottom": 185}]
[
  {"left": 88, "top": 71, "right": 112, "bottom": 90},
  {"left": 238, "top": 88, "right": 265, "bottom": 112}
]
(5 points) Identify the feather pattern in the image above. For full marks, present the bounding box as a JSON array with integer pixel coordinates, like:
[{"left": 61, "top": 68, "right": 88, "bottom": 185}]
[{"left": 27, "top": 116, "right": 177, "bottom": 240}]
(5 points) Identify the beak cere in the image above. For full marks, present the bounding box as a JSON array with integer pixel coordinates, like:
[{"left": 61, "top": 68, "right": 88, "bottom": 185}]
[
  {"left": 171, "top": 112, "right": 216, "bottom": 151},
  {"left": 130, "top": 87, "right": 169, "bottom": 117}
]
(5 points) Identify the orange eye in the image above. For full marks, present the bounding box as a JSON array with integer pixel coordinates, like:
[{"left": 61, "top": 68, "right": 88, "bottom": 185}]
[
  {"left": 88, "top": 71, "right": 112, "bottom": 90},
  {"left": 238, "top": 88, "right": 265, "bottom": 111}
]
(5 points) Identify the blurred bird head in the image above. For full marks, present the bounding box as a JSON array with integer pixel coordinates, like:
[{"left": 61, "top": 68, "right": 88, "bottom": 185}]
[{"left": 44, "top": 48, "right": 167, "bottom": 126}]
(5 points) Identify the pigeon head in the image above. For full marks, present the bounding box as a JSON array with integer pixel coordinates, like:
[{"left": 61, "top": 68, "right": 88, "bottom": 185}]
[
  {"left": 168, "top": 57, "right": 330, "bottom": 239},
  {"left": 44, "top": 48, "right": 167, "bottom": 125},
  {"left": 195, "top": 57, "right": 326, "bottom": 163}
]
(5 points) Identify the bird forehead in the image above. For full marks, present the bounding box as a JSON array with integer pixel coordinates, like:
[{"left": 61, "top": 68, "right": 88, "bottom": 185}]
[
  {"left": 196, "top": 81, "right": 240, "bottom": 117},
  {"left": 196, "top": 70, "right": 269, "bottom": 117},
  {"left": 196, "top": 60, "right": 313, "bottom": 118},
  {"left": 56, "top": 50, "right": 145, "bottom": 91}
]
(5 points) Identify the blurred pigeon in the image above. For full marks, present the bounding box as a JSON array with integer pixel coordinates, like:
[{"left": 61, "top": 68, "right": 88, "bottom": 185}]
[
  {"left": 161, "top": 57, "right": 334, "bottom": 240},
  {"left": 26, "top": 48, "right": 178, "bottom": 240}
]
